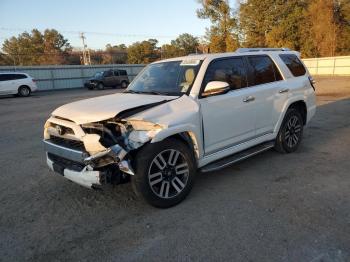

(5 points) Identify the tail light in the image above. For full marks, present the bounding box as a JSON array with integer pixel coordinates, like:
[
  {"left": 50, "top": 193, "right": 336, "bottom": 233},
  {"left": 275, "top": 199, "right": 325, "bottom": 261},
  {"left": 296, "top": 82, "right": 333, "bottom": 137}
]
[{"left": 308, "top": 76, "right": 315, "bottom": 91}]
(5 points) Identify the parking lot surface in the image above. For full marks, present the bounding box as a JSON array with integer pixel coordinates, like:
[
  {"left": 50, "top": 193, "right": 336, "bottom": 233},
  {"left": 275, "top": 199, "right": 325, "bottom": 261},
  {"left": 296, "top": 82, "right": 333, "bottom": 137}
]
[{"left": 1, "top": 78, "right": 350, "bottom": 262}]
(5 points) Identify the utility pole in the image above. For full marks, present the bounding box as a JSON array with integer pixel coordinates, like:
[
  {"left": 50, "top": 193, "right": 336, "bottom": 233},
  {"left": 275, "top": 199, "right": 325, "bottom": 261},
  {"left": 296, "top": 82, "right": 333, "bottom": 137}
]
[{"left": 80, "top": 32, "right": 91, "bottom": 65}]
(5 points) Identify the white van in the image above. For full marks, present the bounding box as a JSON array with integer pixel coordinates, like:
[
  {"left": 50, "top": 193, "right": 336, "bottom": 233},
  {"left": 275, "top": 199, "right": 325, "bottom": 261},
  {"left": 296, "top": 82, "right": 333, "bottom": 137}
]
[{"left": 0, "top": 72, "right": 38, "bottom": 97}]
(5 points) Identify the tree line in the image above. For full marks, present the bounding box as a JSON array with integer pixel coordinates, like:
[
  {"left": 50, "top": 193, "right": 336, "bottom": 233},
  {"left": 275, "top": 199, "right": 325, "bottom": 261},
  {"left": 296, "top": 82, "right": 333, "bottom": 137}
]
[
  {"left": 0, "top": 30, "right": 200, "bottom": 66},
  {"left": 198, "top": 0, "right": 350, "bottom": 57},
  {"left": 0, "top": 0, "right": 349, "bottom": 66}
]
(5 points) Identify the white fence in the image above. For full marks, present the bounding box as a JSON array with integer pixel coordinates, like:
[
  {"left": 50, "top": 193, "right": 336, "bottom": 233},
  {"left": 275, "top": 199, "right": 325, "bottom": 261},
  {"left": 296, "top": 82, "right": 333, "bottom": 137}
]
[
  {"left": 302, "top": 56, "right": 350, "bottom": 76},
  {"left": 0, "top": 64, "right": 145, "bottom": 91}
]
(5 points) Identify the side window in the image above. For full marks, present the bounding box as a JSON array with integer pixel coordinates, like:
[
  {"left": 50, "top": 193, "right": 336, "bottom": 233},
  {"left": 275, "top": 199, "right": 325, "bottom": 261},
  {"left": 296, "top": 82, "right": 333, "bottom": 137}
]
[
  {"left": 0, "top": 74, "right": 13, "bottom": 81},
  {"left": 103, "top": 71, "right": 113, "bottom": 77},
  {"left": 202, "top": 57, "right": 247, "bottom": 91},
  {"left": 120, "top": 70, "right": 127, "bottom": 76},
  {"left": 246, "top": 55, "right": 283, "bottom": 86},
  {"left": 279, "top": 54, "right": 306, "bottom": 77},
  {"left": 113, "top": 70, "right": 119, "bottom": 76},
  {"left": 13, "top": 74, "right": 27, "bottom": 80}
]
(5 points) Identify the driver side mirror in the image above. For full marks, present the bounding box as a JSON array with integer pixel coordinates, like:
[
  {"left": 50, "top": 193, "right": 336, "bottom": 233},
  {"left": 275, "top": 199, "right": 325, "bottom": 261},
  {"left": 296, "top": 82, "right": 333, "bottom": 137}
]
[{"left": 202, "top": 81, "right": 230, "bottom": 98}]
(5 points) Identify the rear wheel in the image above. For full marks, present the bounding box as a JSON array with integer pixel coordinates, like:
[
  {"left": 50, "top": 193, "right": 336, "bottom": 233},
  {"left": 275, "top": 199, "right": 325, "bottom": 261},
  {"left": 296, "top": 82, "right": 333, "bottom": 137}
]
[
  {"left": 131, "top": 138, "right": 196, "bottom": 208},
  {"left": 97, "top": 83, "right": 104, "bottom": 90},
  {"left": 18, "top": 86, "right": 31, "bottom": 97},
  {"left": 275, "top": 108, "right": 303, "bottom": 153}
]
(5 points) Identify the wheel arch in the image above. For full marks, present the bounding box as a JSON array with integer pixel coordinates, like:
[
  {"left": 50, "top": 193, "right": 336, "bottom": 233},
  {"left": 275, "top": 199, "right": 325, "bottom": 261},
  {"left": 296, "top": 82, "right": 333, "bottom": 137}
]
[
  {"left": 18, "top": 85, "right": 31, "bottom": 92},
  {"left": 274, "top": 98, "right": 308, "bottom": 133},
  {"left": 150, "top": 125, "right": 202, "bottom": 162},
  {"left": 288, "top": 100, "right": 307, "bottom": 125}
]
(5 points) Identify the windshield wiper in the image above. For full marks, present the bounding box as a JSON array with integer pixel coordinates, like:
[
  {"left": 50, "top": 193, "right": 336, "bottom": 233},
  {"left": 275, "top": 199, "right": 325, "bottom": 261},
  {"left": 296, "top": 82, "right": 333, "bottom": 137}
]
[
  {"left": 124, "top": 90, "right": 181, "bottom": 96},
  {"left": 123, "top": 90, "right": 142, "bottom": 94}
]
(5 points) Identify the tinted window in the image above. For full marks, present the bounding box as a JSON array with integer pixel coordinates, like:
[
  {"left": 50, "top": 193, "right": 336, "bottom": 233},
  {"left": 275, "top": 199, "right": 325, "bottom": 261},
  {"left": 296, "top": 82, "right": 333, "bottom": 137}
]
[
  {"left": 279, "top": 54, "right": 306, "bottom": 77},
  {"left": 113, "top": 70, "right": 119, "bottom": 76},
  {"left": 119, "top": 70, "right": 127, "bottom": 76},
  {"left": 13, "top": 74, "right": 27, "bottom": 80},
  {"left": 103, "top": 71, "right": 113, "bottom": 77},
  {"left": 247, "top": 55, "right": 283, "bottom": 86},
  {"left": 0, "top": 74, "right": 27, "bottom": 81},
  {"left": 203, "top": 57, "right": 247, "bottom": 90},
  {"left": 0, "top": 74, "right": 12, "bottom": 81}
]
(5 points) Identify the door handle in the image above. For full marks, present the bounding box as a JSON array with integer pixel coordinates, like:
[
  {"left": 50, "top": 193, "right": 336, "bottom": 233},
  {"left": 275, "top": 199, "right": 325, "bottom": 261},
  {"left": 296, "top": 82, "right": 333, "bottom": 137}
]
[
  {"left": 279, "top": 88, "right": 289, "bottom": 93},
  {"left": 243, "top": 96, "right": 255, "bottom": 103}
]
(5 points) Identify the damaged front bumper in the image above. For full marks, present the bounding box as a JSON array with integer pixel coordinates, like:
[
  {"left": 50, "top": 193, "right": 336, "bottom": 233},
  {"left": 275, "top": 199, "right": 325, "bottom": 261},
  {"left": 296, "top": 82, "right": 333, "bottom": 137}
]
[{"left": 43, "top": 138, "right": 134, "bottom": 189}]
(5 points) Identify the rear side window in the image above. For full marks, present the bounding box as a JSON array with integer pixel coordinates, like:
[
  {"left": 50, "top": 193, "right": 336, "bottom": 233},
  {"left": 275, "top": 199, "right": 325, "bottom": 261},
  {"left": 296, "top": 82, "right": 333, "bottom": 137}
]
[
  {"left": 113, "top": 70, "right": 119, "bottom": 76},
  {"left": 279, "top": 54, "right": 306, "bottom": 77},
  {"left": 119, "top": 70, "right": 127, "bottom": 76},
  {"left": 12, "top": 74, "right": 27, "bottom": 80},
  {"left": 246, "top": 55, "right": 283, "bottom": 86},
  {"left": 202, "top": 57, "right": 248, "bottom": 90}
]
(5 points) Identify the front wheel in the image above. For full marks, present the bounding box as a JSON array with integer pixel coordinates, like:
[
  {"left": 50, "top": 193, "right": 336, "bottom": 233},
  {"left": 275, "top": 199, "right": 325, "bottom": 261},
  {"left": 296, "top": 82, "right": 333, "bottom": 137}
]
[
  {"left": 275, "top": 108, "right": 303, "bottom": 153},
  {"left": 131, "top": 138, "right": 196, "bottom": 208},
  {"left": 97, "top": 83, "right": 104, "bottom": 90}
]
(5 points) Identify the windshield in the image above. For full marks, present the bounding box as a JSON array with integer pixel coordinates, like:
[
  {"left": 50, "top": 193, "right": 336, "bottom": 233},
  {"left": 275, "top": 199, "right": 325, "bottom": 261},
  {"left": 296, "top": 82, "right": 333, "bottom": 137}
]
[
  {"left": 94, "top": 72, "right": 103, "bottom": 78},
  {"left": 126, "top": 60, "right": 202, "bottom": 96}
]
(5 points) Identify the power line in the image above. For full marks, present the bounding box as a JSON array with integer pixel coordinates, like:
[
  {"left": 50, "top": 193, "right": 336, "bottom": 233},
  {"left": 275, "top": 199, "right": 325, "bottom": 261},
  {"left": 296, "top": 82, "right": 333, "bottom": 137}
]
[{"left": 0, "top": 27, "right": 198, "bottom": 39}]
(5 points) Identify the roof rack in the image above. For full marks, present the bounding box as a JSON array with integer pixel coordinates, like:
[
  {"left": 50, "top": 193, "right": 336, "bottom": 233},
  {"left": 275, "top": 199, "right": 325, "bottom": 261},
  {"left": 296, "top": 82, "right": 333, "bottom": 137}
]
[{"left": 236, "top": 48, "right": 291, "bottom": 53}]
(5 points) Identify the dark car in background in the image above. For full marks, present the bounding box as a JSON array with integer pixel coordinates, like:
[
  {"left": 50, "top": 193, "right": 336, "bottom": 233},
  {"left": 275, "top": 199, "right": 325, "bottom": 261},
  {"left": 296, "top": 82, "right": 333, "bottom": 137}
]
[{"left": 84, "top": 69, "right": 129, "bottom": 90}]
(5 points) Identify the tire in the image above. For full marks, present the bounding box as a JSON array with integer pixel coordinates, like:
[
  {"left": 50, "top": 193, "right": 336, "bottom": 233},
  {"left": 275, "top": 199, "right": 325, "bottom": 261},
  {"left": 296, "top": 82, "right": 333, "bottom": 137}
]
[
  {"left": 121, "top": 81, "right": 128, "bottom": 89},
  {"left": 18, "top": 86, "right": 31, "bottom": 97},
  {"left": 131, "top": 138, "right": 196, "bottom": 208},
  {"left": 97, "top": 83, "right": 104, "bottom": 90},
  {"left": 275, "top": 108, "right": 304, "bottom": 153}
]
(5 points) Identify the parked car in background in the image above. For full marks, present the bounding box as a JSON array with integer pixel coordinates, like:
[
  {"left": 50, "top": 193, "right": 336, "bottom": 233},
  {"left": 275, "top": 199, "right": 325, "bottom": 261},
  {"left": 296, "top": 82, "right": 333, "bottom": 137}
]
[
  {"left": 0, "top": 72, "right": 38, "bottom": 97},
  {"left": 84, "top": 69, "right": 129, "bottom": 90},
  {"left": 43, "top": 48, "right": 316, "bottom": 208}
]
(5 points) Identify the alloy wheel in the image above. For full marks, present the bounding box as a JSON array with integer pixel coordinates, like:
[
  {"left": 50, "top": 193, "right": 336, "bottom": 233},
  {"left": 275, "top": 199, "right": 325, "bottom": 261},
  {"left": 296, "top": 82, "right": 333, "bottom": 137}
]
[
  {"left": 285, "top": 115, "right": 302, "bottom": 148},
  {"left": 148, "top": 149, "right": 189, "bottom": 199}
]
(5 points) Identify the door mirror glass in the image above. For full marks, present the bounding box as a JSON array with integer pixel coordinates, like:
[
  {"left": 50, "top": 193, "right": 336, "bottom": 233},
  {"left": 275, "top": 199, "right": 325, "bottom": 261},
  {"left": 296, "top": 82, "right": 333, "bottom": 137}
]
[{"left": 202, "top": 81, "right": 230, "bottom": 97}]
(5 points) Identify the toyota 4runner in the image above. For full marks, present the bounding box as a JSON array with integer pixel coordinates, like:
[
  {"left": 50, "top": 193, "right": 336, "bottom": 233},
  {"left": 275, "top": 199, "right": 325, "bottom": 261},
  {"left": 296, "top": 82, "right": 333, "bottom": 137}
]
[{"left": 43, "top": 48, "right": 316, "bottom": 208}]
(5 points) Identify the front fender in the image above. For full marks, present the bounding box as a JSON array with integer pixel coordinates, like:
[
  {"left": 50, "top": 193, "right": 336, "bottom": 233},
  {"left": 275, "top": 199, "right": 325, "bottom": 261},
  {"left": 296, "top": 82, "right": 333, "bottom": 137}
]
[{"left": 150, "top": 124, "right": 203, "bottom": 159}]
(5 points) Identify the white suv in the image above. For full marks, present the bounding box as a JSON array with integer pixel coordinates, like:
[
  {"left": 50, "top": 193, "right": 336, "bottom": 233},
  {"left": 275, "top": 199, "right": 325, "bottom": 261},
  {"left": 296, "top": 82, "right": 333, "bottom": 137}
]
[
  {"left": 0, "top": 72, "right": 38, "bottom": 97},
  {"left": 43, "top": 48, "right": 316, "bottom": 207}
]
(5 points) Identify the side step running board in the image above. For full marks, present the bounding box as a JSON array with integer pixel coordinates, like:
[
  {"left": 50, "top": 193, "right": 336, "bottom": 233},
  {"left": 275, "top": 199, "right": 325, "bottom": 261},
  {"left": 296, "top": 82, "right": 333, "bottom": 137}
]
[{"left": 200, "top": 141, "right": 275, "bottom": 173}]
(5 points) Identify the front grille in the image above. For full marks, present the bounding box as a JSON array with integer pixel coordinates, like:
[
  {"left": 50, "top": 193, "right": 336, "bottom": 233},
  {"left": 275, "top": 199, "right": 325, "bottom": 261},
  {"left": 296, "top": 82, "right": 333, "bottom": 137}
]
[
  {"left": 48, "top": 153, "right": 85, "bottom": 171},
  {"left": 49, "top": 136, "right": 85, "bottom": 151}
]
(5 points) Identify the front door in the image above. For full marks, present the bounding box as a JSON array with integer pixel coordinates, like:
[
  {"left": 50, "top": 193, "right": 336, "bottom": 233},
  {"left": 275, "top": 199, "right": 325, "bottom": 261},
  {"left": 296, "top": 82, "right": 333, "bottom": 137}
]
[
  {"left": 199, "top": 57, "right": 257, "bottom": 155},
  {"left": 0, "top": 74, "right": 14, "bottom": 94},
  {"left": 103, "top": 70, "right": 114, "bottom": 87}
]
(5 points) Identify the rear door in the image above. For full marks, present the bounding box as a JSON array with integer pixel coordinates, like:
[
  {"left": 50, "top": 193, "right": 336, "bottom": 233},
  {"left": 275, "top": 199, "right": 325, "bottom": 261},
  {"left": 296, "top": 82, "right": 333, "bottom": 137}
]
[
  {"left": 245, "top": 55, "right": 286, "bottom": 136},
  {"left": 199, "top": 57, "right": 257, "bottom": 155},
  {"left": 113, "top": 70, "right": 121, "bottom": 86}
]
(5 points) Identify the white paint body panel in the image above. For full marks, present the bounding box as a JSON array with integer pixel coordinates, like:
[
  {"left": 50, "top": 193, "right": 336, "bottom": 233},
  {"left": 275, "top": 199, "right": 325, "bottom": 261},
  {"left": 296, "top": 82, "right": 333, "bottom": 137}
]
[{"left": 52, "top": 93, "right": 176, "bottom": 124}]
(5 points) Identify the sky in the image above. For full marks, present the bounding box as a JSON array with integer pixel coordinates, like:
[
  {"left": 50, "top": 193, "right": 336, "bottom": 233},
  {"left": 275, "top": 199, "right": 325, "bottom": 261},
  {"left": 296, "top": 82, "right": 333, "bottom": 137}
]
[{"left": 0, "top": 0, "right": 215, "bottom": 50}]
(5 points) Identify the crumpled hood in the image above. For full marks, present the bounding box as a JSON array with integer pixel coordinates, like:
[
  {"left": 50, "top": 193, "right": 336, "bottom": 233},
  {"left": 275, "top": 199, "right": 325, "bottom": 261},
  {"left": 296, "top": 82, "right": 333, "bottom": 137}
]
[{"left": 52, "top": 93, "right": 177, "bottom": 124}]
